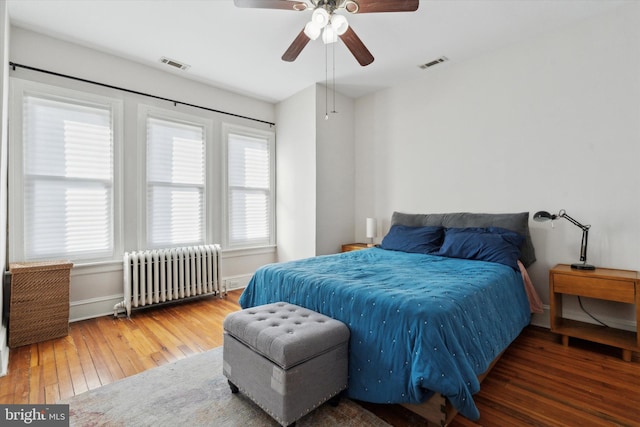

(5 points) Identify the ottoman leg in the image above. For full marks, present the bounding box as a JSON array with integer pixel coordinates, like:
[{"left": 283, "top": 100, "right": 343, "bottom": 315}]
[
  {"left": 228, "top": 380, "right": 239, "bottom": 394},
  {"left": 328, "top": 392, "right": 342, "bottom": 407}
]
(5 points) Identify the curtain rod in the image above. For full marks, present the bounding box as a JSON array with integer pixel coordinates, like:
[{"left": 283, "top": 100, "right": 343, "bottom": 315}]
[{"left": 9, "top": 62, "right": 276, "bottom": 127}]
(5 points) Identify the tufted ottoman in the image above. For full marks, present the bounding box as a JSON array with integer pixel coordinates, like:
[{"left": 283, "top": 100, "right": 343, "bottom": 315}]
[{"left": 222, "top": 302, "right": 350, "bottom": 427}]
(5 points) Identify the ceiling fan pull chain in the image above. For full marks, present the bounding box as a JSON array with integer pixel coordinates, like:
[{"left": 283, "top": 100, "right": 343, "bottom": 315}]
[
  {"left": 332, "top": 40, "right": 338, "bottom": 114},
  {"left": 325, "top": 41, "right": 329, "bottom": 120}
]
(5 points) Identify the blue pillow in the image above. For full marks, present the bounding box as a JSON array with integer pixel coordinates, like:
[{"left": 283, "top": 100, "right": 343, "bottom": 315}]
[
  {"left": 436, "top": 227, "right": 524, "bottom": 269},
  {"left": 380, "top": 225, "right": 444, "bottom": 254}
]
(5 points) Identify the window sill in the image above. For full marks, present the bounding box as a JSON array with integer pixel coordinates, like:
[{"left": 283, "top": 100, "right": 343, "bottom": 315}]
[
  {"left": 69, "top": 259, "right": 123, "bottom": 276},
  {"left": 222, "top": 245, "right": 276, "bottom": 258}
]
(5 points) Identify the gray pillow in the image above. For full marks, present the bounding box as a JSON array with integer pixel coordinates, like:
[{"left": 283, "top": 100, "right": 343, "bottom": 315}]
[{"left": 390, "top": 211, "right": 536, "bottom": 268}]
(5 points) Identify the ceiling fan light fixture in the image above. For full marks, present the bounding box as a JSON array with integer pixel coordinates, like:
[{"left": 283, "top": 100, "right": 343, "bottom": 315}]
[
  {"left": 311, "top": 7, "right": 330, "bottom": 28},
  {"left": 322, "top": 26, "right": 338, "bottom": 44},
  {"left": 304, "top": 21, "right": 322, "bottom": 40},
  {"left": 330, "top": 14, "right": 349, "bottom": 35},
  {"left": 233, "top": 0, "right": 419, "bottom": 67}
]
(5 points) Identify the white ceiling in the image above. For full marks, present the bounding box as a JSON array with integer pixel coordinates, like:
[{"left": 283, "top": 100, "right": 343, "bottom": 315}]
[{"left": 6, "top": 0, "right": 633, "bottom": 103}]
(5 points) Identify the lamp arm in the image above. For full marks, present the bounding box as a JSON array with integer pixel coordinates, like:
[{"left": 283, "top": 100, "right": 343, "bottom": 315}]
[
  {"left": 559, "top": 211, "right": 590, "bottom": 231},
  {"left": 579, "top": 227, "right": 589, "bottom": 262},
  {"left": 559, "top": 210, "right": 591, "bottom": 264}
]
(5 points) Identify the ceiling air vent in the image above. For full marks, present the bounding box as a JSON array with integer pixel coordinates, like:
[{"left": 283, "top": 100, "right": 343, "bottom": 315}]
[
  {"left": 160, "top": 57, "right": 191, "bottom": 71},
  {"left": 419, "top": 56, "right": 448, "bottom": 70}
]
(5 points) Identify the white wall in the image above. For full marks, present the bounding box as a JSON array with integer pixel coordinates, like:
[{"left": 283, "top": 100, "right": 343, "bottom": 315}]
[
  {"left": 275, "top": 85, "right": 317, "bottom": 262},
  {"left": 315, "top": 85, "right": 355, "bottom": 255},
  {"left": 0, "top": 0, "right": 10, "bottom": 376},
  {"left": 8, "top": 26, "right": 278, "bottom": 320},
  {"left": 354, "top": 3, "right": 640, "bottom": 330},
  {"left": 275, "top": 84, "right": 355, "bottom": 261}
]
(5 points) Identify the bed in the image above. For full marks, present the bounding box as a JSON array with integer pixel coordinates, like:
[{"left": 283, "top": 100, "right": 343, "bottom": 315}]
[{"left": 239, "top": 212, "right": 540, "bottom": 424}]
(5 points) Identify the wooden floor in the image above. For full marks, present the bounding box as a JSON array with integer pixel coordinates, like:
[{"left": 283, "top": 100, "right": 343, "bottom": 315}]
[{"left": 1, "top": 290, "right": 639, "bottom": 426}]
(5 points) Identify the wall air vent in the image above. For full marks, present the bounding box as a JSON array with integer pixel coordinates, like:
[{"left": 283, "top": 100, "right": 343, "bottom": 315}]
[
  {"left": 160, "top": 57, "right": 191, "bottom": 71},
  {"left": 419, "top": 56, "right": 448, "bottom": 70}
]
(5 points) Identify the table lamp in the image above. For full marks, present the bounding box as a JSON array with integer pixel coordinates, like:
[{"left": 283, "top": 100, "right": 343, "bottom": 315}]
[
  {"left": 366, "top": 217, "right": 377, "bottom": 247},
  {"left": 534, "top": 209, "right": 595, "bottom": 270}
]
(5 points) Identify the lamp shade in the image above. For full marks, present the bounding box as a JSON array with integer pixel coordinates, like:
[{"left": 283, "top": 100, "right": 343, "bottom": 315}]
[
  {"left": 304, "top": 21, "right": 322, "bottom": 40},
  {"left": 311, "top": 8, "right": 330, "bottom": 28},
  {"left": 366, "top": 218, "right": 377, "bottom": 239},
  {"left": 533, "top": 211, "right": 556, "bottom": 222},
  {"left": 330, "top": 14, "right": 349, "bottom": 35}
]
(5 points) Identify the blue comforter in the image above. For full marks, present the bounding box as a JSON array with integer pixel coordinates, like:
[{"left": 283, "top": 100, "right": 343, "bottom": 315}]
[{"left": 239, "top": 248, "right": 531, "bottom": 420}]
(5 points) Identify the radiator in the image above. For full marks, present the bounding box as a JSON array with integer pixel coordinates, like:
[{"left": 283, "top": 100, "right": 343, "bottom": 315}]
[{"left": 113, "top": 244, "right": 223, "bottom": 317}]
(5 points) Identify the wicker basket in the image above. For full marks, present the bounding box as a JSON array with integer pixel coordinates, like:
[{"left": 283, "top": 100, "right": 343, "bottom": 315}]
[{"left": 9, "top": 261, "right": 73, "bottom": 348}]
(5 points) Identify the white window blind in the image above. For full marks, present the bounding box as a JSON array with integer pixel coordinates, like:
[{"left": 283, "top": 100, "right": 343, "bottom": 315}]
[
  {"left": 228, "top": 132, "right": 272, "bottom": 248},
  {"left": 146, "top": 116, "right": 205, "bottom": 248},
  {"left": 23, "top": 95, "right": 114, "bottom": 260}
]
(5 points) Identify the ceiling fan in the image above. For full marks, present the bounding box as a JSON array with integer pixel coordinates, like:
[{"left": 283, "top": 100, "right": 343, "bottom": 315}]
[{"left": 233, "top": 0, "right": 419, "bottom": 66}]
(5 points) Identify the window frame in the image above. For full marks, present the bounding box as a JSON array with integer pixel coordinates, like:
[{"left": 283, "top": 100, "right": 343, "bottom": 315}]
[
  {"left": 138, "top": 105, "right": 213, "bottom": 250},
  {"left": 8, "top": 78, "right": 124, "bottom": 264},
  {"left": 222, "top": 123, "right": 276, "bottom": 251}
]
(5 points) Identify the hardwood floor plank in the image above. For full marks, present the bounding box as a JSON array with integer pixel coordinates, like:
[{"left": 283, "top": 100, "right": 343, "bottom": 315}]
[
  {"left": 167, "top": 304, "right": 221, "bottom": 350},
  {"left": 62, "top": 335, "right": 89, "bottom": 397},
  {"left": 1, "top": 290, "right": 638, "bottom": 427},
  {"left": 153, "top": 301, "right": 219, "bottom": 352},
  {"left": 133, "top": 321, "right": 182, "bottom": 365},
  {"left": 28, "top": 343, "right": 39, "bottom": 368},
  {"left": 27, "top": 363, "right": 44, "bottom": 404},
  {"left": 52, "top": 338, "right": 75, "bottom": 401},
  {"left": 137, "top": 310, "right": 193, "bottom": 361},
  {"left": 492, "top": 360, "right": 639, "bottom": 424},
  {"left": 39, "top": 341, "right": 57, "bottom": 387},
  {"left": 100, "top": 315, "right": 158, "bottom": 378},
  {"left": 111, "top": 318, "right": 158, "bottom": 373},
  {"left": 149, "top": 350, "right": 170, "bottom": 366},
  {"left": 80, "top": 320, "right": 120, "bottom": 385},
  {"left": 68, "top": 322, "right": 102, "bottom": 391},
  {"left": 476, "top": 374, "right": 613, "bottom": 427},
  {"left": 44, "top": 382, "right": 60, "bottom": 405}
]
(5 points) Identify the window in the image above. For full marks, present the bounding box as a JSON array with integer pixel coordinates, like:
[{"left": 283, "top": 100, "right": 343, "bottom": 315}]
[
  {"left": 224, "top": 124, "right": 275, "bottom": 249},
  {"left": 14, "top": 85, "right": 120, "bottom": 261},
  {"left": 146, "top": 114, "right": 205, "bottom": 248}
]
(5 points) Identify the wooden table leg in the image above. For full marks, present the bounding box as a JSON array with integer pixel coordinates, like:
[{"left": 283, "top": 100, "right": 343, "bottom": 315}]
[
  {"left": 622, "top": 349, "right": 632, "bottom": 362},
  {"left": 561, "top": 335, "right": 569, "bottom": 347}
]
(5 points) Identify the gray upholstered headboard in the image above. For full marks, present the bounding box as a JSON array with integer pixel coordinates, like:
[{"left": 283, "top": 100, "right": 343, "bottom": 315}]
[{"left": 390, "top": 211, "right": 536, "bottom": 268}]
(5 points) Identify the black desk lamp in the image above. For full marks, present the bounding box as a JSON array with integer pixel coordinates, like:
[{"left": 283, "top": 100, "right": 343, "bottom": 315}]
[{"left": 534, "top": 209, "right": 595, "bottom": 270}]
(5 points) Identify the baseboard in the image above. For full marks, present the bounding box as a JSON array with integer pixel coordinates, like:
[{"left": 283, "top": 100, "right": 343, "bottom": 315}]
[
  {"left": 530, "top": 309, "right": 549, "bottom": 329},
  {"left": 70, "top": 294, "right": 124, "bottom": 322},
  {"left": 224, "top": 274, "right": 253, "bottom": 291},
  {"left": 0, "top": 324, "right": 9, "bottom": 377}
]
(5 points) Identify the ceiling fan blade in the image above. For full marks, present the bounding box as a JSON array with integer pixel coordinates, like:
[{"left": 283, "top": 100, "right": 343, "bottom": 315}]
[
  {"left": 339, "top": 27, "right": 374, "bottom": 66},
  {"left": 344, "top": 0, "right": 419, "bottom": 14},
  {"left": 234, "top": 0, "right": 309, "bottom": 11},
  {"left": 282, "top": 29, "right": 311, "bottom": 62}
]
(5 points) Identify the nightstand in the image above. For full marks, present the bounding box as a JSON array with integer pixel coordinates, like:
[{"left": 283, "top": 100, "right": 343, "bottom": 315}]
[
  {"left": 549, "top": 264, "right": 639, "bottom": 361},
  {"left": 341, "top": 243, "right": 370, "bottom": 252}
]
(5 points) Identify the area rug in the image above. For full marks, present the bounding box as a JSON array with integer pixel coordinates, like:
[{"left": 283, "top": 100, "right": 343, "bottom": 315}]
[{"left": 59, "top": 347, "right": 390, "bottom": 427}]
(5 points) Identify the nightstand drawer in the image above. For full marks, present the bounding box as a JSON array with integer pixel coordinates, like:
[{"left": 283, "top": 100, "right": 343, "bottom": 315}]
[{"left": 553, "top": 273, "right": 635, "bottom": 303}]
